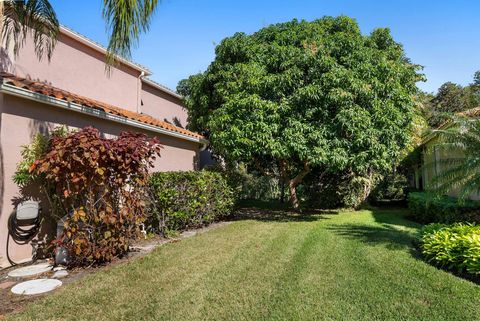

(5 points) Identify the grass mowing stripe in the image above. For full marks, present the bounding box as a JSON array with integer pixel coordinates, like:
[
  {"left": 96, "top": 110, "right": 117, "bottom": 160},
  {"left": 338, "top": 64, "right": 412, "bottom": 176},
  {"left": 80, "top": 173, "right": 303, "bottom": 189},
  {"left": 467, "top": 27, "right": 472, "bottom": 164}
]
[{"left": 7, "top": 208, "right": 480, "bottom": 321}]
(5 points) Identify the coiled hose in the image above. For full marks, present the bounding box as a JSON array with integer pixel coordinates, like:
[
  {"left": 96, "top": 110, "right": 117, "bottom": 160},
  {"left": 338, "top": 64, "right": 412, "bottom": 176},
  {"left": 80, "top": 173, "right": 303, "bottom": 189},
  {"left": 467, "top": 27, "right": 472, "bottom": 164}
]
[{"left": 6, "top": 211, "right": 42, "bottom": 266}]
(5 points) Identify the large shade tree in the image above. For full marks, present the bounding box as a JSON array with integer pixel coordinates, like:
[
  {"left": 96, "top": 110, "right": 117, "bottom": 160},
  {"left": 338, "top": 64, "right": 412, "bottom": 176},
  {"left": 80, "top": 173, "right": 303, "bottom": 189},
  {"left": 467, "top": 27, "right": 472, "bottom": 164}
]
[
  {"left": 1, "top": 0, "right": 158, "bottom": 63},
  {"left": 179, "top": 16, "right": 422, "bottom": 209}
]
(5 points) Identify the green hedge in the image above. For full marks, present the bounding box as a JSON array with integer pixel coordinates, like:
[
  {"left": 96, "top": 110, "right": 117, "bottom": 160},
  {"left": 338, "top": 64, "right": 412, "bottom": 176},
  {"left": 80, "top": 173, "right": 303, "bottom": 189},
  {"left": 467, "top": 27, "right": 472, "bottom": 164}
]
[
  {"left": 407, "top": 192, "right": 480, "bottom": 224},
  {"left": 420, "top": 223, "right": 480, "bottom": 275},
  {"left": 148, "top": 171, "right": 235, "bottom": 235}
]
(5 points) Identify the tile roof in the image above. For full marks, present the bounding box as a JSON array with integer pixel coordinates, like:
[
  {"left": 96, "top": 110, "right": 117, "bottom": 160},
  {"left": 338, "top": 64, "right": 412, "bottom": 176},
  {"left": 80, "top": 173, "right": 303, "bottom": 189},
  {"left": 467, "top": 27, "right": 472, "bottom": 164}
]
[
  {"left": 459, "top": 106, "right": 480, "bottom": 118},
  {"left": 0, "top": 73, "right": 204, "bottom": 140}
]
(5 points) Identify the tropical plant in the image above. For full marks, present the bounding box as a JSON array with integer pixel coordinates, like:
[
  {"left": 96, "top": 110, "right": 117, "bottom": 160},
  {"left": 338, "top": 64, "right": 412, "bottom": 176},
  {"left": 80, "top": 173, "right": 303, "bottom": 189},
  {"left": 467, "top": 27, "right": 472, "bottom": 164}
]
[
  {"left": 13, "top": 126, "right": 68, "bottom": 186},
  {"left": 420, "top": 222, "right": 480, "bottom": 275},
  {"left": 1, "top": 0, "right": 59, "bottom": 61},
  {"left": 1, "top": 0, "right": 159, "bottom": 64},
  {"left": 31, "top": 126, "right": 161, "bottom": 266},
  {"left": 13, "top": 132, "right": 49, "bottom": 186},
  {"left": 427, "top": 117, "right": 480, "bottom": 200},
  {"left": 179, "top": 16, "right": 422, "bottom": 209}
]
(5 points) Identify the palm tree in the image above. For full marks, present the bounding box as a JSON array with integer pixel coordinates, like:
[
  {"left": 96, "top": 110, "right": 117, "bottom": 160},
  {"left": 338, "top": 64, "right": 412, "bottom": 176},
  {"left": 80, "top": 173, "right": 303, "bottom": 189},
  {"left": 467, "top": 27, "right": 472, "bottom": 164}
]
[
  {"left": 1, "top": 0, "right": 59, "bottom": 61},
  {"left": 1, "top": 0, "right": 158, "bottom": 64},
  {"left": 427, "top": 115, "right": 480, "bottom": 200}
]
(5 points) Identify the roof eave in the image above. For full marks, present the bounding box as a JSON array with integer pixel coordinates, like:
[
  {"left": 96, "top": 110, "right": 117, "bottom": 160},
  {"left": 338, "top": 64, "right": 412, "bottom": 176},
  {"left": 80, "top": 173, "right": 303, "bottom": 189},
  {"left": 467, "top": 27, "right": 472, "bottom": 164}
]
[
  {"left": 0, "top": 82, "right": 207, "bottom": 145},
  {"left": 60, "top": 26, "right": 152, "bottom": 76},
  {"left": 142, "top": 78, "right": 183, "bottom": 100},
  {"left": 420, "top": 121, "right": 453, "bottom": 145}
]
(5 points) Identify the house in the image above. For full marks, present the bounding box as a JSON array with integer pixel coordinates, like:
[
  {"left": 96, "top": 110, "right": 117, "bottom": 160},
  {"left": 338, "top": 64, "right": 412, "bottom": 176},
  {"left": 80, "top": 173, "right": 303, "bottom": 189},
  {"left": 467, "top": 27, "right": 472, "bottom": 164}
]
[
  {"left": 419, "top": 107, "right": 480, "bottom": 200},
  {"left": 0, "top": 26, "right": 206, "bottom": 267}
]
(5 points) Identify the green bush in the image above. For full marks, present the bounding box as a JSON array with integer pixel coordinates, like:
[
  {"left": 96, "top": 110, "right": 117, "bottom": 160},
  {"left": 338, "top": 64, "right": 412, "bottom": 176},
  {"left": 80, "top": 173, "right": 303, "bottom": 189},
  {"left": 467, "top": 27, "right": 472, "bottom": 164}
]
[
  {"left": 301, "top": 170, "right": 377, "bottom": 209},
  {"left": 407, "top": 192, "right": 480, "bottom": 224},
  {"left": 369, "top": 172, "right": 409, "bottom": 203},
  {"left": 206, "top": 163, "right": 281, "bottom": 201},
  {"left": 420, "top": 223, "right": 480, "bottom": 275},
  {"left": 148, "top": 171, "right": 234, "bottom": 235}
]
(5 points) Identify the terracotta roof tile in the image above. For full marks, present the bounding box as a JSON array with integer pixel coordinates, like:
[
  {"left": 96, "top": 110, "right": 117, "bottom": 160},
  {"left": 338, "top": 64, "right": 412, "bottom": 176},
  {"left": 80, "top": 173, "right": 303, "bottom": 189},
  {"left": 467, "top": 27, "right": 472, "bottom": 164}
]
[
  {"left": 459, "top": 106, "right": 480, "bottom": 118},
  {"left": 0, "top": 73, "right": 204, "bottom": 140}
]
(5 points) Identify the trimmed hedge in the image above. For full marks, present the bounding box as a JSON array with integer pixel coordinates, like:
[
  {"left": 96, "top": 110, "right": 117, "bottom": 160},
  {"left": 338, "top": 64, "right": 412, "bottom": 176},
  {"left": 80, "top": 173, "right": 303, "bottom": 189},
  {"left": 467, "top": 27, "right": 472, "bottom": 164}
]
[
  {"left": 407, "top": 192, "right": 480, "bottom": 224},
  {"left": 148, "top": 171, "right": 235, "bottom": 235},
  {"left": 420, "top": 223, "right": 480, "bottom": 275}
]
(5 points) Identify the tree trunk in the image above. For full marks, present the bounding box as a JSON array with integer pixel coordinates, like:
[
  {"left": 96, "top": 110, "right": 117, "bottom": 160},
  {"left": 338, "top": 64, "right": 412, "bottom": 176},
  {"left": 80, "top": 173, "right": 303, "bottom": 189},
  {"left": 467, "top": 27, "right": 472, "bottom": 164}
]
[
  {"left": 287, "top": 164, "right": 311, "bottom": 211},
  {"left": 279, "top": 160, "right": 288, "bottom": 204},
  {"left": 280, "top": 178, "right": 285, "bottom": 203},
  {"left": 288, "top": 179, "right": 300, "bottom": 210}
]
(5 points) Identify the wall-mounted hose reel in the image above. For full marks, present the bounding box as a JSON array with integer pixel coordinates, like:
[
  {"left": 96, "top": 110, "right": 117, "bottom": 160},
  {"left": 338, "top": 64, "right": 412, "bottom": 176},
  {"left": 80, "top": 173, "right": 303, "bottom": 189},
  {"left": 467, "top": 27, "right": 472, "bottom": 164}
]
[{"left": 6, "top": 201, "right": 42, "bottom": 265}]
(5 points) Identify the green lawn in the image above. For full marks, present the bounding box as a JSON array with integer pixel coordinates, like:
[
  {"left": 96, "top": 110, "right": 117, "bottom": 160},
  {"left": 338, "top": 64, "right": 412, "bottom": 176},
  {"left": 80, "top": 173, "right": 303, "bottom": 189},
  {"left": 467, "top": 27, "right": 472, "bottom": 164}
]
[{"left": 8, "top": 206, "right": 480, "bottom": 321}]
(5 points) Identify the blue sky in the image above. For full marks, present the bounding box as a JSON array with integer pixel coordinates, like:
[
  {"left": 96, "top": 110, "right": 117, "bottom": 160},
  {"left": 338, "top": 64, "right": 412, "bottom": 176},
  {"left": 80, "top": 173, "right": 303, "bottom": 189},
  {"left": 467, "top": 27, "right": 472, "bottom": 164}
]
[{"left": 50, "top": 0, "right": 479, "bottom": 93}]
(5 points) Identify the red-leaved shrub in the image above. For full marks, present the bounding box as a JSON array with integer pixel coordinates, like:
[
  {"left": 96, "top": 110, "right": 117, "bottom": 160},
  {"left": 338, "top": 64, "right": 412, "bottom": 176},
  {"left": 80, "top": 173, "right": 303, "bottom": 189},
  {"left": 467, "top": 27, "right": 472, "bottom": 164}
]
[{"left": 32, "top": 126, "right": 161, "bottom": 266}]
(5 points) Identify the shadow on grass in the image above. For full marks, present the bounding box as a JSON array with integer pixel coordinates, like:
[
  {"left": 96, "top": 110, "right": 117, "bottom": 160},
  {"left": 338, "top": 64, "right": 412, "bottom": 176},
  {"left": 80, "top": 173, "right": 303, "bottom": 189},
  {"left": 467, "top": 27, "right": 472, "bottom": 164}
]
[
  {"left": 369, "top": 209, "right": 480, "bottom": 285},
  {"left": 327, "top": 222, "right": 418, "bottom": 251},
  {"left": 326, "top": 208, "right": 421, "bottom": 251},
  {"left": 233, "top": 199, "right": 335, "bottom": 222}
]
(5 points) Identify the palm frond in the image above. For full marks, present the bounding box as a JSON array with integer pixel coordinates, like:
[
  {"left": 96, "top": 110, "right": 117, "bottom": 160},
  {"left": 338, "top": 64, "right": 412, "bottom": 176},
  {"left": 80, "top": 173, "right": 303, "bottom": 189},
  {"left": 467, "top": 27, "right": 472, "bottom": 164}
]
[
  {"left": 427, "top": 117, "right": 480, "bottom": 199},
  {"left": 102, "top": 0, "right": 159, "bottom": 68},
  {"left": 2, "top": 0, "right": 59, "bottom": 61}
]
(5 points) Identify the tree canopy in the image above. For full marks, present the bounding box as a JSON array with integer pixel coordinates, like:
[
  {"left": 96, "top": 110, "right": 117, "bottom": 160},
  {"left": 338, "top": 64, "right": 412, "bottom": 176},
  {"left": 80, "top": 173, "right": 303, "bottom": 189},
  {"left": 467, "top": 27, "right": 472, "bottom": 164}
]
[
  {"left": 421, "top": 72, "right": 480, "bottom": 127},
  {"left": 432, "top": 82, "right": 467, "bottom": 113},
  {"left": 179, "top": 16, "right": 422, "bottom": 209},
  {"left": 473, "top": 70, "right": 480, "bottom": 86}
]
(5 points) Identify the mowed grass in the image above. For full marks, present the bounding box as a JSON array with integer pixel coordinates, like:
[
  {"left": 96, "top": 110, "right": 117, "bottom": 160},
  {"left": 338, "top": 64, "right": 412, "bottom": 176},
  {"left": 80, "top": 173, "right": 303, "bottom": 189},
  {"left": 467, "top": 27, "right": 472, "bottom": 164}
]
[{"left": 8, "top": 206, "right": 480, "bottom": 321}]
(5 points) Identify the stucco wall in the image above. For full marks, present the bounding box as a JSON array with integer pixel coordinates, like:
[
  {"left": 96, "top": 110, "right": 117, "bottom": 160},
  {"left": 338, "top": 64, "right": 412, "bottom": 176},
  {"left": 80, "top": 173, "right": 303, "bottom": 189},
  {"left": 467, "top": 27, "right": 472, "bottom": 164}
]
[
  {"left": 1, "top": 32, "right": 143, "bottom": 113},
  {"left": 141, "top": 82, "right": 188, "bottom": 127},
  {"left": 422, "top": 137, "right": 480, "bottom": 200},
  {"left": 0, "top": 94, "right": 199, "bottom": 267}
]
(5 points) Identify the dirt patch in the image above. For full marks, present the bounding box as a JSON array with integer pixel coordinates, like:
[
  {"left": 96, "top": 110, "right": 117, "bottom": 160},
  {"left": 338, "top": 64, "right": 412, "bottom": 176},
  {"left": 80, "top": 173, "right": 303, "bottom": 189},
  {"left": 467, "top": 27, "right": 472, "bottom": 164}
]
[{"left": 0, "top": 221, "right": 231, "bottom": 317}]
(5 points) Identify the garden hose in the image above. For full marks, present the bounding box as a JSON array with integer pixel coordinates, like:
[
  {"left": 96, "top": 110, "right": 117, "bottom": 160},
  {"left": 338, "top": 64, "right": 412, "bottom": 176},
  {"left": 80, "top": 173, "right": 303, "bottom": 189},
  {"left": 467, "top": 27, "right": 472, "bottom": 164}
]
[{"left": 6, "top": 211, "right": 42, "bottom": 266}]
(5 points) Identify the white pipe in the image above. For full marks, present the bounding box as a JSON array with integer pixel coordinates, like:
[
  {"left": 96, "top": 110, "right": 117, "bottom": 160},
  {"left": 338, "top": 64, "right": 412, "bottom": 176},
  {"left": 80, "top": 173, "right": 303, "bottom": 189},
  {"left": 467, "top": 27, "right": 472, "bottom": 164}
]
[{"left": 137, "top": 71, "right": 145, "bottom": 113}]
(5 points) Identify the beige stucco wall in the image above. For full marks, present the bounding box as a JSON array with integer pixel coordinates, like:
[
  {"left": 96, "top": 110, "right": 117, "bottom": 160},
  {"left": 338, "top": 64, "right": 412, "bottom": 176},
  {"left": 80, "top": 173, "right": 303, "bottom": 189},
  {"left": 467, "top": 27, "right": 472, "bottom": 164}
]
[
  {"left": 141, "top": 82, "right": 188, "bottom": 127},
  {"left": 2, "top": 32, "right": 143, "bottom": 113},
  {"left": 422, "top": 137, "right": 480, "bottom": 200},
  {"left": 0, "top": 26, "right": 200, "bottom": 267},
  {"left": 0, "top": 94, "right": 199, "bottom": 267}
]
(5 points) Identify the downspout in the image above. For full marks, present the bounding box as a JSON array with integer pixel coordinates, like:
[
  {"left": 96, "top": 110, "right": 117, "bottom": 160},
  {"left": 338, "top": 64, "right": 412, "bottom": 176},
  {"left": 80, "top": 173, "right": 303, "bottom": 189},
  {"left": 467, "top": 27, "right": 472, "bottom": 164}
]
[
  {"left": 137, "top": 71, "right": 145, "bottom": 113},
  {"left": 199, "top": 141, "right": 208, "bottom": 151}
]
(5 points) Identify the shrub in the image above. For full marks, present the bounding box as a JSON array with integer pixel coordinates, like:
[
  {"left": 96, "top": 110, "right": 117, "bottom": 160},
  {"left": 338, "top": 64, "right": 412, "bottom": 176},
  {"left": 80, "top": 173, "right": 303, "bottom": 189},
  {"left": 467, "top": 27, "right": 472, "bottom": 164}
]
[
  {"left": 420, "top": 223, "right": 480, "bottom": 275},
  {"left": 148, "top": 171, "right": 234, "bottom": 235},
  {"left": 301, "top": 170, "right": 378, "bottom": 209},
  {"left": 407, "top": 192, "right": 480, "bottom": 224},
  {"left": 13, "top": 126, "right": 68, "bottom": 186},
  {"left": 32, "top": 127, "right": 161, "bottom": 266},
  {"left": 369, "top": 172, "right": 409, "bottom": 203},
  {"left": 208, "top": 163, "right": 281, "bottom": 201}
]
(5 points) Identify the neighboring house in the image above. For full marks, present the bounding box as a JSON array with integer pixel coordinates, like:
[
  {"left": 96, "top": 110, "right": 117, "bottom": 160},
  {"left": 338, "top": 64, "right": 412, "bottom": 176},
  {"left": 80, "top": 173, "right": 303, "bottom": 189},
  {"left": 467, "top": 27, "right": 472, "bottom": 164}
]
[
  {"left": 0, "top": 26, "right": 206, "bottom": 267},
  {"left": 419, "top": 107, "right": 480, "bottom": 200}
]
